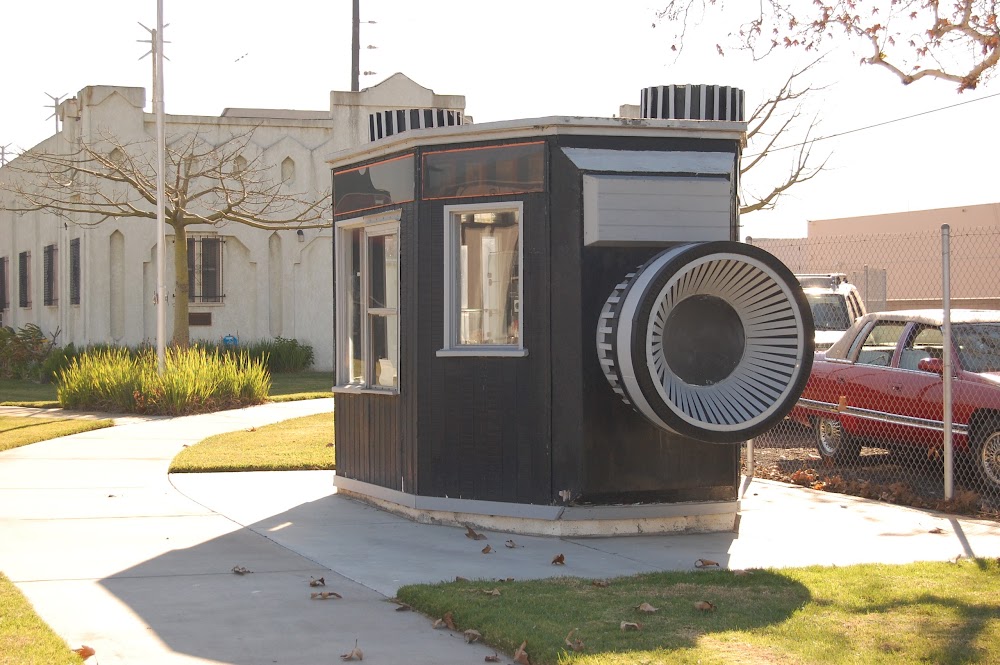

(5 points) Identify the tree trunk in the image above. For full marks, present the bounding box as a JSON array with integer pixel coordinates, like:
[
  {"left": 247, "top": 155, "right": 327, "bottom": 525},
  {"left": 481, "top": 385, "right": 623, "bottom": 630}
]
[{"left": 171, "top": 223, "right": 190, "bottom": 347}]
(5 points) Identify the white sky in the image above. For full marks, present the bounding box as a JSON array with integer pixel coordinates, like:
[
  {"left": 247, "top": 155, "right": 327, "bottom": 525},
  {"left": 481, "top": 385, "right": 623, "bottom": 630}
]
[{"left": 2, "top": 0, "right": 997, "bottom": 239}]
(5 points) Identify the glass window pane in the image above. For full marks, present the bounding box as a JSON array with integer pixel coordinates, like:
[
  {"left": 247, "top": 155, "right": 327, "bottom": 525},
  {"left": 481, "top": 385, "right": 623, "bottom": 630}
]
[
  {"left": 856, "top": 322, "right": 905, "bottom": 366},
  {"left": 424, "top": 143, "right": 544, "bottom": 199},
  {"left": 370, "top": 313, "right": 398, "bottom": 388},
  {"left": 457, "top": 211, "right": 519, "bottom": 345},
  {"left": 368, "top": 233, "right": 398, "bottom": 310},
  {"left": 333, "top": 155, "right": 414, "bottom": 216},
  {"left": 347, "top": 228, "right": 364, "bottom": 383}
]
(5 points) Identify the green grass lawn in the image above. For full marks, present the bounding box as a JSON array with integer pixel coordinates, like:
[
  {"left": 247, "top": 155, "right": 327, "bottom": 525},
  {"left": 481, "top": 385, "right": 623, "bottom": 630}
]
[
  {"left": 0, "top": 379, "right": 59, "bottom": 407},
  {"left": 397, "top": 559, "right": 1000, "bottom": 665},
  {"left": 0, "top": 416, "right": 114, "bottom": 453},
  {"left": 169, "top": 412, "right": 334, "bottom": 472},
  {"left": 0, "top": 573, "right": 84, "bottom": 664},
  {"left": 267, "top": 371, "right": 332, "bottom": 402}
]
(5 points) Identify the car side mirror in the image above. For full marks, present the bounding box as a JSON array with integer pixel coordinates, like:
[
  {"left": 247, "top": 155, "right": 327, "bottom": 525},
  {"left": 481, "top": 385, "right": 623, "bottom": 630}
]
[{"left": 918, "top": 357, "right": 944, "bottom": 374}]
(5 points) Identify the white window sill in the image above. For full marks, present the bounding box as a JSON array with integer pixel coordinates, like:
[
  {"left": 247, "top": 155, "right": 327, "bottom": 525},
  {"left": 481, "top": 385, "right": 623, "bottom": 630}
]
[
  {"left": 436, "top": 347, "right": 528, "bottom": 358},
  {"left": 332, "top": 384, "right": 399, "bottom": 395}
]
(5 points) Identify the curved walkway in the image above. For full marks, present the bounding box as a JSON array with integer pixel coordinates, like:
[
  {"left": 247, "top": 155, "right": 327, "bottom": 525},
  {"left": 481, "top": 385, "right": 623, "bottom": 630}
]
[{"left": 2, "top": 400, "right": 1000, "bottom": 664}]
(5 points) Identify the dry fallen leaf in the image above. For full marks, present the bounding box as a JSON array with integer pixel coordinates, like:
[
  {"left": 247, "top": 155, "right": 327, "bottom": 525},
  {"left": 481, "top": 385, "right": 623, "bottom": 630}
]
[
  {"left": 551, "top": 553, "right": 566, "bottom": 565},
  {"left": 635, "top": 602, "right": 658, "bottom": 613},
  {"left": 432, "top": 618, "right": 447, "bottom": 629},
  {"left": 73, "top": 645, "right": 96, "bottom": 660},
  {"left": 929, "top": 527, "right": 946, "bottom": 534},
  {"left": 480, "top": 588, "right": 501, "bottom": 596},
  {"left": 620, "top": 621, "right": 643, "bottom": 631},
  {"left": 694, "top": 558, "right": 720, "bottom": 569},
  {"left": 514, "top": 640, "right": 531, "bottom": 664},
  {"left": 231, "top": 565, "right": 253, "bottom": 575},
  {"left": 325, "top": 442, "right": 334, "bottom": 447},
  {"left": 505, "top": 539, "right": 519, "bottom": 548},
  {"left": 591, "top": 579, "right": 610, "bottom": 588},
  {"left": 485, "top": 653, "right": 501, "bottom": 662},
  {"left": 340, "top": 640, "right": 364, "bottom": 661},
  {"left": 309, "top": 576, "right": 326, "bottom": 587},
  {"left": 310, "top": 591, "right": 343, "bottom": 600},
  {"left": 465, "top": 525, "right": 487, "bottom": 540},
  {"left": 444, "top": 611, "right": 457, "bottom": 630},
  {"left": 694, "top": 600, "right": 717, "bottom": 612},
  {"left": 464, "top": 629, "right": 482, "bottom": 643},
  {"left": 390, "top": 598, "right": 412, "bottom": 611},
  {"left": 564, "top": 628, "right": 585, "bottom": 652},
  {"left": 482, "top": 544, "right": 494, "bottom": 554}
]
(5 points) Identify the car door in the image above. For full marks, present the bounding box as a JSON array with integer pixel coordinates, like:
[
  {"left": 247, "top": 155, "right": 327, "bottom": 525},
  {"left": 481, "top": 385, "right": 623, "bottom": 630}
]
[
  {"left": 838, "top": 320, "right": 909, "bottom": 441},
  {"left": 886, "top": 324, "right": 947, "bottom": 448}
]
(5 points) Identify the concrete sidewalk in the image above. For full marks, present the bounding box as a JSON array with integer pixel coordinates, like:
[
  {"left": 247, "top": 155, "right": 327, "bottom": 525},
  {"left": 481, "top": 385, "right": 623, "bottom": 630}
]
[{"left": 2, "top": 400, "right": 1000, "bottom": 664}]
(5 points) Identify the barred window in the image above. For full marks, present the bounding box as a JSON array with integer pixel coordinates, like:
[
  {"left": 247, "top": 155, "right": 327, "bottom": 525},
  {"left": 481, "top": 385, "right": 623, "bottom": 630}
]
[
  {"left": 187, "top": 236, "right": 224, "bottom": 303},
  {"left": 70, "top": 238, "right": 81, "bottom": 305},
  {"left": 0, "top": 257, "right": 8, "bottom": 312},
  {"left": 43, "top": 244, "right": 58, "bottom": 306},
  {"left": 18, "top": 251, "right": 30, "bottom": 308}
]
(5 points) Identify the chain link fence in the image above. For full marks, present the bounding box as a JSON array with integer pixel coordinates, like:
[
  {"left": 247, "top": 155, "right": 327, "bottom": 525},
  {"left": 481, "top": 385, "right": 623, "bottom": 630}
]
[{"left": 746, "top": 226, "right": 1000, "bottom": 519}]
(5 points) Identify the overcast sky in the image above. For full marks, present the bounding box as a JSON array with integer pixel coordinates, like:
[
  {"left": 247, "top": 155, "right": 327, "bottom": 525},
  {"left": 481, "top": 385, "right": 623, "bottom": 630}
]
[{"left": 2, "top": 0, "right": 997, "bottom": 239}]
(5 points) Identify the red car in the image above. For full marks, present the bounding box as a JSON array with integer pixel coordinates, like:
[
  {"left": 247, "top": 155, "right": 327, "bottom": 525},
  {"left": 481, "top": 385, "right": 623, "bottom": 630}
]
[{"left": 790, "top": 309, "right": 1000, "bottom": 490}]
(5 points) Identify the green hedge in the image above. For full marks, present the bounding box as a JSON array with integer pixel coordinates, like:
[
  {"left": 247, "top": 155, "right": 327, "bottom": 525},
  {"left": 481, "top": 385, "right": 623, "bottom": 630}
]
[
  {"left": 198, "top": 337, "right": 315, "bottom": 373},
  {"left": 57, "top": 346, "right": 270, "bottom": 415}
]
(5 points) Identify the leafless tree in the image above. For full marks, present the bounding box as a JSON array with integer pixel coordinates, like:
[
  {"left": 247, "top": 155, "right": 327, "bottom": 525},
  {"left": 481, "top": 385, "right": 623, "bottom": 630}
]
[
  {"left": 656, "top": 0, "right": 1000, "bottom": 90},
  {"left": 741, "top": 61, "right": 831, "bottom": 214},
  {"left": 0, "top": 127, "right": 330, "bottom": 346}
]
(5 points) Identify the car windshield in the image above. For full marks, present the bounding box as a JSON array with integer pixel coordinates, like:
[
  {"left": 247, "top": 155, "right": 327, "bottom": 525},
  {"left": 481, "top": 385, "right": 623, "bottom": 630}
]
[
  {"left": 954, "top": 323, "right": 1000, "bottom": 373},
  {"left": 806, "top": 293, "right": 852, "bottom": 331}
]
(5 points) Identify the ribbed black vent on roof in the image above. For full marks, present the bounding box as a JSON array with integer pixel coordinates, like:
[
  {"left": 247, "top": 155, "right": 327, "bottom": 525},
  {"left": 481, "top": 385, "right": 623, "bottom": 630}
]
[
  {"left": 368, "top": 108, "right": 464, "bottom": 142},
  {"left": 640, "top": 84, "right": 744, "bottom": 122}
]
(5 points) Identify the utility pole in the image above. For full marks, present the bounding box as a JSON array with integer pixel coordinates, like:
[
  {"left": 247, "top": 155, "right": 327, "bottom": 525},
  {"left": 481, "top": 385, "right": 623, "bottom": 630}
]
[
  {"left": 351, "top": 0, "right": 360, "bottom": 91},
  {"left": 139, "top": 3, "right": 169, "bottom": 374},
  {"left": 44, "top": 93, "right": 67, "bottom": 134}
]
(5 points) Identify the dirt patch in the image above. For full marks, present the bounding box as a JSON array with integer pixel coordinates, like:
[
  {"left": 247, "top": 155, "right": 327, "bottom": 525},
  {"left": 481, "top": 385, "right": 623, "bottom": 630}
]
[{"left": 748, "top": 423, "right": 999, "bottom": 519}]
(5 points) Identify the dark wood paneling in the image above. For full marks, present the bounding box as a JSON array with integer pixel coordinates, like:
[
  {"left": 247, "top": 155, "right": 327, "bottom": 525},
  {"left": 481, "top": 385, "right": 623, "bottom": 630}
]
[{"left": 415, "top": 191, "right": 551, "bottom": 504}]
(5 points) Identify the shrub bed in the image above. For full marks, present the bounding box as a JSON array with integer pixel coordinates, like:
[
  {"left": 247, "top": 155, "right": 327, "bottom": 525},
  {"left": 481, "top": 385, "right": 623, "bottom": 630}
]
[
  {"left": 200, "top": 337, "right": 315, "bottom": 373},
  {"left": 57, "top": 346, "right": 270, "bottom": 415}
]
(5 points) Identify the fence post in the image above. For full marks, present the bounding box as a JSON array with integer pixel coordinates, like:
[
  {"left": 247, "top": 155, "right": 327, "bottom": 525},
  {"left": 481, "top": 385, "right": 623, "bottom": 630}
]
[{"left": 942, "top": 224, "right": 954, "bottom": 501}]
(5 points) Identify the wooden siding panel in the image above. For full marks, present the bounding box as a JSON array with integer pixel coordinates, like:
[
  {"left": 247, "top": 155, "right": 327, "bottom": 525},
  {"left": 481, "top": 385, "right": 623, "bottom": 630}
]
[
  {"left": 583, "top": 174, "right": 731, "bottom": 246},
  {"left": 415, "top": 190, "right": 551, "bottom": 504}
]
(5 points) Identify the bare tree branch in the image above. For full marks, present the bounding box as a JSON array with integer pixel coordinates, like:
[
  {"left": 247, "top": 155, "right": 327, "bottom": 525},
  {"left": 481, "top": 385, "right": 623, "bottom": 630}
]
[
  {"left": 738, "top": 62, "right": 832, "bottom": 216},
  {"left": 0, "top": 126, "right": 331, "bottom": 345},
  {"left": 655, "top": 0, "right": 1000, "bottom": 90}
]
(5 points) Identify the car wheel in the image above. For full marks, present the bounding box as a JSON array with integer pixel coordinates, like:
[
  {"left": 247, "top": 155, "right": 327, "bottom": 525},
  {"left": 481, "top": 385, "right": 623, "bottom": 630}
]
[
  {"left": 973, "top": 429, "right": 1000, "bottom": 490},
  {"left": 814, "top": 416, "right": 860, "bottom": 466}
]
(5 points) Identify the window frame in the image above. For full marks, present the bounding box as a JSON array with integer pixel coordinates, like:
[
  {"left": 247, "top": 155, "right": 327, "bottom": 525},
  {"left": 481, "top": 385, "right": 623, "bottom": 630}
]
[
  {"left": 0, "top": 256, "right": 8, "bottom": 313},
  {"left": 333, "top": 209, "right": 402, "bottom": 394},
  {"left": 69, "top": 238, "right": 81, "bottom": 306},
  {"left": 43, "top": 243, "right": 58, "bottom": 307},
  {"left": 186, "top": 235, "right": 225, "bottom": 304},
  {"left": 438, "top": 201, "right": 526, "bottom": 358},
  {"left": 18, "top": 251, "right": 31, "bottom": 309}
]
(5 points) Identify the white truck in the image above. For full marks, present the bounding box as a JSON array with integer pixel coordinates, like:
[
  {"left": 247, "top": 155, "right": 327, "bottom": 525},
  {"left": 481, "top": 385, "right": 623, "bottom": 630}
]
[{"left": 796, "top": 273, "right": 867, "bottom": 351}]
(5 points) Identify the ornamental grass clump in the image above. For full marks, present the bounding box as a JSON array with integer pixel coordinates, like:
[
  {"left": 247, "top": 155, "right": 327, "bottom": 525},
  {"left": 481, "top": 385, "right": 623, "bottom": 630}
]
[{"left": 57, "top": 346, "right": 270, "bottom": 415}]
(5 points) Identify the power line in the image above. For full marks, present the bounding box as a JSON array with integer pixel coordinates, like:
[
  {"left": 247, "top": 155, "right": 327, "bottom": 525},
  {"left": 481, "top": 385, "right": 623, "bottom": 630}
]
[{"left": 744, "top": 89, "right": 1000, "bottom": 159}]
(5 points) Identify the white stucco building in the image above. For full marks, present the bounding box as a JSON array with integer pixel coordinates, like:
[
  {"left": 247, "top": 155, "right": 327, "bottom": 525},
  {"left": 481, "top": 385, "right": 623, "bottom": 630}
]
[{"left": 0, "top": 74, "right": 465, "bottom": 370}]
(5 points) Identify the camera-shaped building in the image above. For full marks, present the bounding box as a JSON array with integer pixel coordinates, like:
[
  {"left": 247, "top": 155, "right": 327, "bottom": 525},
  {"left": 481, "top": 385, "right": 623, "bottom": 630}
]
[{"left": 329, "top": 85, "right": 813, "bottom": 535}]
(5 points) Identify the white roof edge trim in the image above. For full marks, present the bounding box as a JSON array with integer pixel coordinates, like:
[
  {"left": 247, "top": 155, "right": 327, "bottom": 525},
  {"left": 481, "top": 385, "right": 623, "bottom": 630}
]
[
  {"left": 562, "top": 148, "right": 734, "bottom": 175},
  {"left": 327, "top": 115, "right": 745, "bottom": 168}
]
